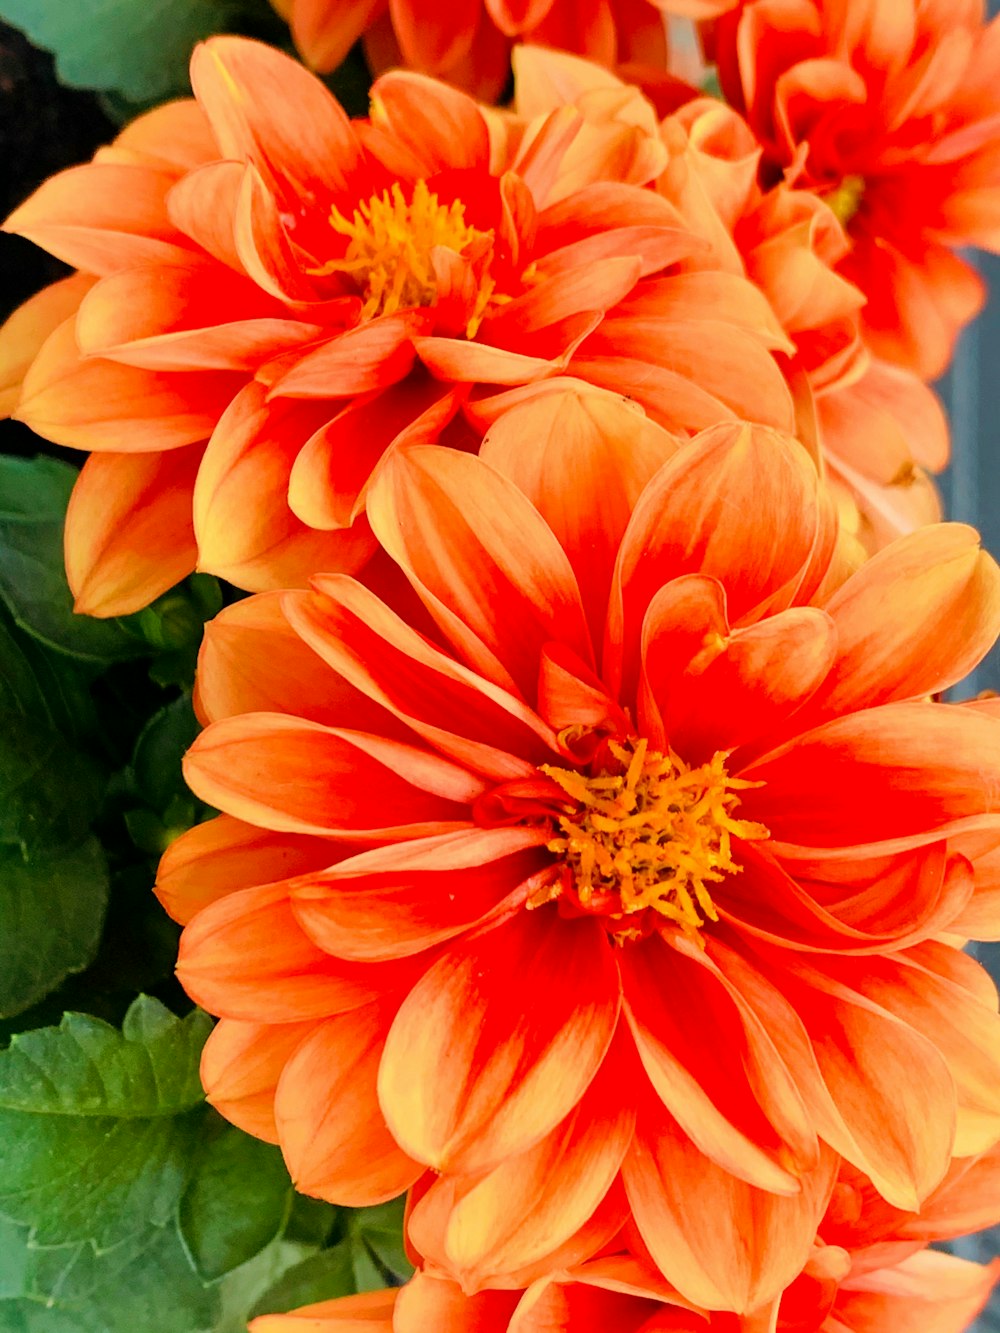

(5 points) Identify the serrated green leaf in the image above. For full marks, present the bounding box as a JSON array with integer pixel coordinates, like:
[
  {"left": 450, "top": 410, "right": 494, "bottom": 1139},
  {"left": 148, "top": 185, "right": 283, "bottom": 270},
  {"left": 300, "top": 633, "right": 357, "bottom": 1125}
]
[
  {"left": 0, "top": 712, "right": 104, "bottom": 856},
  {"left": 0, "top": 998, "right": 212, "bottom": 1248},
  {"left": 0, "top": 0, "right": 247, "bottom": 102},
  {"left": 179, "top": 1120, "right": 292, "bottom": 1281},
  {"left": 0, "top": 1218, "right": 219, "bottom": 1333},
  {"left": 0, "top": 839, "right": 109, "bottom": 1019},
  {"left": 0, "top": 457, "right": 146, "bottom": 663}
]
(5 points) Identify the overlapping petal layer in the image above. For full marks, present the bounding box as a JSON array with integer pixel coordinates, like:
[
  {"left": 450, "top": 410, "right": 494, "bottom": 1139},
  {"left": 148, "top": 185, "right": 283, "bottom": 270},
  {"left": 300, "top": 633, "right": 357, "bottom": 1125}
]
[
  {"left": 160, "top": 395, "right": 1000, "bottom": 1311},
  {"left": 1, "top": 36, "right": 807, "bottom": 616},
  {"left": 713, "top": 0, "right": 1000, "bottom": 378}
]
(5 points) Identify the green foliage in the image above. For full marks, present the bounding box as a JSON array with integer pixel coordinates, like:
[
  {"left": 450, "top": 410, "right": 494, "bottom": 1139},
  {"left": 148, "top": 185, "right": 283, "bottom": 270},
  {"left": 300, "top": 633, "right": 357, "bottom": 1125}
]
[
  {"left": 0, "top": 998, "right": 211, "bottom": 1248},
  {"left": 0, "top": 840, "right": 109, "bottom": 1019},
  {"left": 179, "top": 1122, "right": 292, "bottom": 1281},
  {"left": 0, "top": 0, "right": 243, "bottom": 102}
]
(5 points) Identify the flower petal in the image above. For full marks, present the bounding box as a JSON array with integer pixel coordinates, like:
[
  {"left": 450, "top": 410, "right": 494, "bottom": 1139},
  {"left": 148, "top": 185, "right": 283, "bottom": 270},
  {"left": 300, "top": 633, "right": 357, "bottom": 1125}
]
[
  {"left": 201, "top": 1017, "right": 314, "bottom": 1142},
  {"left": 367, "top": 445, "right": 592, "bottom": 697},
  {"left": 378, "top": 910, "right": 620, "bottom": 1173},
  {"left": 274, "top": 1003, "right": 422, "bottom": 1205},
  {"left": 183, "top": 712, "right": 483, "bottom": 837},
  {"left": 64, "top": 447, "right": 201, "bottom": 616}
]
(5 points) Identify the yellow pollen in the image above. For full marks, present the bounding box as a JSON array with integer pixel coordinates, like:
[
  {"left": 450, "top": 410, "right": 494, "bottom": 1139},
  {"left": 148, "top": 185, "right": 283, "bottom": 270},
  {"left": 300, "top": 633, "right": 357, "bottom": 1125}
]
[
  {"left": 537, "top": 738, "right": 769, "bottom": 941},
  {"left": 825, "top": 174, "right": 865, "bottom": 227},
  {"left": 314, "top": 179, "right": 499, "bottom": 336}
]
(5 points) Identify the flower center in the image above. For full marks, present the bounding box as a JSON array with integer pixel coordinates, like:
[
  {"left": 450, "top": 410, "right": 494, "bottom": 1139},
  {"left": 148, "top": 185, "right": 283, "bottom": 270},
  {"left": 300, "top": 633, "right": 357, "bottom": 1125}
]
[
  {"left": 535, "top": 737, "right": 768, "bottom": 940},
  {"left": 825, "top": 173, "right": 865, "bottom": 227},
  {"left": 320, "top": 179, "right": 498, "bottom": 335}
]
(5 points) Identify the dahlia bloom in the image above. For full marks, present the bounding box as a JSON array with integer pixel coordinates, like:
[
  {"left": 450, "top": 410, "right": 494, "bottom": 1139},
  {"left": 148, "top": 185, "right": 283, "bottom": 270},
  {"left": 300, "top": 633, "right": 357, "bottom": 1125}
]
[
  {"left": 0, "top": 36, "right": 793, "bottom": 617},
  {"left": 268, "top": 0, "right": 673, "bottom": 99},
  {"left": 159, "top": 396, "right": 1000, "bottom": 1312},
  {"left": 249, "top": 1147, "right": 1000, "bottom": 1331},
  {"left": 713, "top": 0, "right": 1000, "bottom": 378},
  {"left": 512, "top": 52, "right": 947, "bottom": 548}
]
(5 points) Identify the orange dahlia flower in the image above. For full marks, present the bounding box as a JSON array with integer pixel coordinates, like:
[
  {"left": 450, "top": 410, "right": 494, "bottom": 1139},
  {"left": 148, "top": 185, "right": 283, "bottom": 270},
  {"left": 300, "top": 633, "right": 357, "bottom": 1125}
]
[
  {"left": 660, "top": 93, "right": 948, "bottom": 550},
  {"left": 512, "top": 52, "right": 947, "bottom": 549},
  {"left": 159, "top": 396, "right": 1000, "bottom": 1312},
  {"left": 267, "top": 0, "right": 674, "bottom": 99},
  {"left": 0, "top": 36, "right": 794, "bottom": 618},
  {"left": 712, "top": 0, "right": 1000, "bottom": 378},
  {"left": 249, "top": 1148, "right": 1000, "bottom": 1331}
]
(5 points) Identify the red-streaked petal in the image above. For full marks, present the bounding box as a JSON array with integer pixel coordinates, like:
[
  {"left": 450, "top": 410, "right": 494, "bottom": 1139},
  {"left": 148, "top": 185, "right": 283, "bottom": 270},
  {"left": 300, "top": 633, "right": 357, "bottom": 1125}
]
[
  {"left": 183, "top": 712, "right": 483, "bottom": 837},
  {"left": 155, "top": 814, "right": 343, "bottom": 924},
  {"left": 289, "top": 827, "right": 550, "bottom": 960},
  {"left": 378, "top": 910, "right": 620, "bottom": 1173},
  {"left": 177, "top": 882, "right": 422, "bottom": 1020},
  {"left": 624, "top": 1100, "right": 837, "bottom": 1314},
  {"left": 367, "top": 444, "right": 592, "bottom": 697},
  {"left": 274, "top": 1002, "right": 422, "bottom": 1205}
]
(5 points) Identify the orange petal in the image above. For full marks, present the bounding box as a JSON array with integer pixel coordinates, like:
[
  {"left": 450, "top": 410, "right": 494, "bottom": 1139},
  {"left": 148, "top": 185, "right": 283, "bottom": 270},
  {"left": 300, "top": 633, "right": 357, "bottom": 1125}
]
[
  {"left": 177, "top": 881, "right": 420, "bottom": 1020},
  {"left": 193, "top": 383, "right": 378, "bottom": 592},
  {"left": 290, "top": 0, "right": 385, "bottom": 72},
  {"left": 741, "top": 703, "right": 1000, "bottom": 848},
  {"left": 367, "top": 445, "right": 592, "bottom": 698},
  {"left": 479, "top": 383, "right": 679, "bottom": 645},
  {"left": 64, "top": 448, "right": 201, "bottom": 620},
  {"left": 412, "top": 1034, "right": 635, "bottom": 1290},
  {"left": 76, "top": 262, "right": 321, "bottom": 371},
  {"left": 369, "top": 70, "right": 491, "bottom": 172},
  {"left": 395, "top": 1275, "right": 517, "bottom": 1333},
  {"left": 622, "top": 933, "right": 814, "bottom": 1192},
  {"left": 608, "top": 421, "right": 833, "bottom": 702},
  {"left": 3, "top": 163, "right": 194, "bottom": 274},
  {"left": 834, "top": 1250, "right": 1000, "bottom": 1333},
  {"left": 16, "top": 319, "right": 240, "bottom": 452},
  {"left": 250, "top": 1289, "right": 398, "bottom": 1332},
  {"left": 0, "top": 274, "right": 94, "bottom": 416},
  {"left": 274, "top": 1002, "right": 422, "bottom": 1205},
  {"left": 285, "top": 577, "right": 555, "bottom": 776},
  {"left": 183, "top": 712, "right": 483, "bottom": 837},
  {"left": 155, "top": 813, "right": 342, "bottom": 924},
  {"left": 267, "top": 312, "right": 424, "bottom": 399},
  {"left": 378, "top": 910, "right": 620, "bottom": 1173},
  {"left": 201, "top": 1016, "right": 315, "bottom": 1142},
  {"left": 624, "top": 1100, "right": 838, "bottom": 1314},
  {"left": 194, "top": 590, "right": 407, "bottom": 736},
  {"left": 189, "top": 36, "right": 364, "bottom": 203},
  {"left": 289, "top": 827, "right": 549, "bottom": 960},
  {"left": 803, "top": 524, "right": 1000, "bottom": 724}
]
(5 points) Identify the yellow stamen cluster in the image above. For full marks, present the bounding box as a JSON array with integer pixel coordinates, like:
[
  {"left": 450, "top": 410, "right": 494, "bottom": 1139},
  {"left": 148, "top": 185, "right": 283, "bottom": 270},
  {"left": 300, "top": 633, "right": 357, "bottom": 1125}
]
[
  {"left": 825, "top": 173, "right": 865, "bottom": 226},
  {"left": 317, "top": 179, "right": 498, "bottom": 336},
  {"left": 538, "top": 738, "right": 769, "bottom": 939}
]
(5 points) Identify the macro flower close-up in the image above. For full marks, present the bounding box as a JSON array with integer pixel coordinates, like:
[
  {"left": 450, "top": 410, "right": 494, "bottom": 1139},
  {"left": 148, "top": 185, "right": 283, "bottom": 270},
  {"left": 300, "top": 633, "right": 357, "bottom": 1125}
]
[
  {"left": 160, "top": 395, "right": 1000, "bottom": 1312},
  {"left": 2, "top": 0, "right": 1000, "bottom": 1328}
]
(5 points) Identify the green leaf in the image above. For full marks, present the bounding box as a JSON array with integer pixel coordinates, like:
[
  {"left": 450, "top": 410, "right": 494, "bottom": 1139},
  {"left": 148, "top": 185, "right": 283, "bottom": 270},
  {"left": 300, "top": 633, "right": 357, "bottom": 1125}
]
[
  {"left": 347, "top": 1198, "right": 412, "bottom": 1283},
  {"left": 0, "top": 605, "right": 99, "bottom": 743},
  {"left": 0, "top": 839, "right": 109, "bottom": 1019},
  {"left": 0, "top": 1218, "right": 220, "bottom": 1333},
  {"left": 132, "top": 694, "right": 200, "bottom": 813},
  {"left": 0, "top": 997, "right": 212, "bottom": 1248},
  {"left": 0, "top": 0, "right": 249, "bottom": 102},
  {"left": 0, "top": 458, "right": 145, "bottom": 663},
  {"left": 0, "top": 712, "right": 104, "bottom": 856},
  {"left": 248, "top": 1244, "right": 358, "bottom": 1320},
  {"left": 179, "top": 1120, "right": 292, "bottom": 1281}
]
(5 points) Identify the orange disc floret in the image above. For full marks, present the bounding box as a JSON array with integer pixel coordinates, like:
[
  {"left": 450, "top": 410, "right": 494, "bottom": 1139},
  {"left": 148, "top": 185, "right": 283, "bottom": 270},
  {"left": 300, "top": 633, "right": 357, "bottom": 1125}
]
[
  {"left": 248, "top": 1146, "right": 1000, "bottom": 1330},
  {"left": 158, "top": 389, "right": 1000, "bottom": 1313},
  {"left": 712, "top": 0, "right": 1000, "bottom": 378},
  {"left": 0, "top": 37, "right": 796, "bottom": 618}
]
